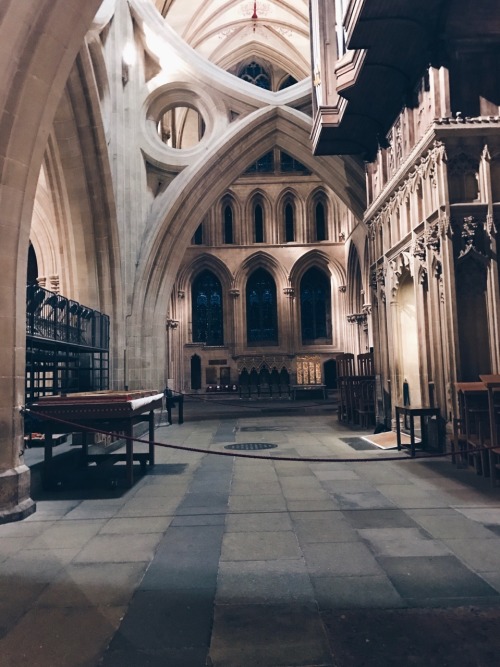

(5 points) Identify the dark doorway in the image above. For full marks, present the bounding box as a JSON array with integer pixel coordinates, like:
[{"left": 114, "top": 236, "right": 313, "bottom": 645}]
[
  {"left": 324, "top": 359, "right": 337, "bottom": 389},
  {"left": 191, "top": 354, "right": 202, "bottom": 390}
]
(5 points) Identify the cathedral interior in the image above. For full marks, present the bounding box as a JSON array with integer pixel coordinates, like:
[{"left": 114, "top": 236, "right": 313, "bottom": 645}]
[{"left": 2, "top": 1, "right": 500, "bottom": 665}]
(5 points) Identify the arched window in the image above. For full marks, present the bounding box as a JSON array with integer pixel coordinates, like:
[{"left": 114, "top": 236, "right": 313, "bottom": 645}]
[
  {"left": 315, "top": 201, "right": 327, "bottom": 241},
  {"left": 300, "top": 267, "right": 331, "bottom": 343},
  {"left": 254, "top": 203, "right": 264, "bottom": 243},
  {"left": 238, "top": 61, "right": 271, "bottom": 90},
  {"left": 246, "top": 269, "right": 278, "bottom": 344},
  {"left": 278, "top": 75, "right": 298, "bottom": 90},
  {"left": 192, "top": 270, "right": 223, "bottom": 345},
  {"left": 223, "top": 205, "right": 234, "bottom": 244},
  {"left": 192, "top": 223, "right": 203, "bottom": 245},
  {"left": 27, "top": 242, "right": 38, "bottom": 283},
  {"left": 285, "top": 202, "right": 295, "bottom": 242}
]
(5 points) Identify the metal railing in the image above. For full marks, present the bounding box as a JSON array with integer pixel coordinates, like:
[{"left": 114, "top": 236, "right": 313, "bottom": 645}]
[{"left": 26, "top": 284, "right": 109, "bottom": 351}]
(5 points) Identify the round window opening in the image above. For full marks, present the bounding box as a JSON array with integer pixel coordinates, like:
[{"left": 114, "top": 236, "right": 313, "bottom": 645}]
[{"left": 157, "top": 106, "right": 205, "bottom": 150}]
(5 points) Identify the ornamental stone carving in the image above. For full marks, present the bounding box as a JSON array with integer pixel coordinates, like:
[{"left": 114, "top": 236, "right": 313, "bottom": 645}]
[
  {"left": 362, "top": 304, "right": 372, "bottom": 316},
  {"left": 347, "top": 313, "right": 367, "bottom": 326},
  {"left": 411, "top": 235, "right": 426, "bottom": 262},
  {"left": 425, "top": 221, "right": 441, "bottom": 256},
  {"left": 486, "top": 213, "right": 497, "bottom": 238},
  {"left": 460, "top": 215, "right": 480, "bottom": 255},
  {"left": 457, "top": 215, "right": 489, "bottom": 263}
]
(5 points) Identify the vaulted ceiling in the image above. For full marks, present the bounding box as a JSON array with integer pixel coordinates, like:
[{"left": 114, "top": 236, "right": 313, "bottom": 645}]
[{"left": 153, "top": 0, "right": 310, "bottom": 80}]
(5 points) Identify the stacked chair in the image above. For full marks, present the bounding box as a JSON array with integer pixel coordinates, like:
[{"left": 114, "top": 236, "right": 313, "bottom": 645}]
[{"left": 337, "top": 352, "right": 376, "bottom": 428}]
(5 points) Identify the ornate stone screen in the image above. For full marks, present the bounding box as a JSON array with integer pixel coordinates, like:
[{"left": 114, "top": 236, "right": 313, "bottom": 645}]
[{"left": 296, "top": 355, "right": 322, "bottom": 385}]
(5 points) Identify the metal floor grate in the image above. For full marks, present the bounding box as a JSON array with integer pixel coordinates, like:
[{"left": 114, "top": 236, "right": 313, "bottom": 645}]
[{"left": 224, "top": 442, "right": 278, "bottom": 451}]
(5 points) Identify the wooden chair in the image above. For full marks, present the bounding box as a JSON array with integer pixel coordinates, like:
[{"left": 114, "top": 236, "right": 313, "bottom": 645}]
[
  {"left": 455, "top": 382, "right": 489, "bottom": 476},
  {"left": 357, "top": 352, "right": 374, "bottom": 376},
  {"left": 356, "top": 379, "right": 376, "bottom": 428},
  {"left": 337, "top": 353, "right": 355, "bottom": 423}
]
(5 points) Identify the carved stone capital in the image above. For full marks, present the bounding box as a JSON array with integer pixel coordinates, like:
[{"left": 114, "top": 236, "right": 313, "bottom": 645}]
[
  {"left": 229, "top": 288, "right": 240, "bottom": 298},
  {"left": 425, "top": 221, "right": 441, "bottom": 256},
  {"left": 347, "top": 313, "right": 367, "bottom": 326},
  {"left": 166, "top": 319, "right": 179, "bottom": 330},
  {"left": 412, "top": 235, "right": 426, "bottom": 262},
  {"left": 283, "top": 287, "right": 295, "bottom": 298},
  {"left": 338, "top": 285, "right": 346, "bottom": 294},
  {"left": 178, "top": 290, "right": 185, "bottom": 300}
]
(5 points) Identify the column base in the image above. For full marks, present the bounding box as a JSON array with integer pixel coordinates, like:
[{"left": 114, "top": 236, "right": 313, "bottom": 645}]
[{"left": 0, "top": 465, "right": 36, "bottom": 524}]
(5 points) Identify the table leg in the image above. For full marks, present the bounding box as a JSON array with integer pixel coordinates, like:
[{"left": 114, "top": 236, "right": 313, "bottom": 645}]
[
  {"left": 149, "top": 410, "right": 155, "bottom": 467},
  {"left": 410, "top": 415, "right": 415, "bottom": 458},
  {"left": 126, "top": 423, "right": 134, "bottom": 487},
  {"left": 81, "top": 430, "right": 89, "bottom": 467},
  {"left": 396, "top": 407, "right": 402, "bottom": 451},
  {"left": 44, "top": 429, "right": 53, "bottom": 488}
]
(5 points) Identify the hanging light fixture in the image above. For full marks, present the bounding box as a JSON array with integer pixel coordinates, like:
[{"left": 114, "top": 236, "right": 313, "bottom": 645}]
[{"left": 251, "top": 0, "right": 258, "bottom": 32}]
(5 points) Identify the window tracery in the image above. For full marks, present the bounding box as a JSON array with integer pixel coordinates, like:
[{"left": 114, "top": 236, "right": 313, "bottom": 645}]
[
  {"left": 192, "top": 270, "right": 224, "bottom": 345},
  {"left": 246, "top": 268, "right": 278, "bottom": 344},
  {"left": 300, "top": 267, "right": 331, "bottom": 343}
]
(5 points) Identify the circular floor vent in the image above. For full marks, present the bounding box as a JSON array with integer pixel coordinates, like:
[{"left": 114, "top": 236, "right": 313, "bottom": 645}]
[{"left": 224, "top": 443, "right": 277, "bottom": 451}]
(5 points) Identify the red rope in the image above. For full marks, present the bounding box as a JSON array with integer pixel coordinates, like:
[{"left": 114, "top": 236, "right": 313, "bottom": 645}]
[{"left": 23, "top": 407, "right": 487, "bottom": 465}]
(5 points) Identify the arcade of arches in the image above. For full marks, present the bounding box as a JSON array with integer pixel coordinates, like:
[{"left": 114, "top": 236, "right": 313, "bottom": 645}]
[{"left": 1, "top": 0, "right": 500, "bottom": 521}]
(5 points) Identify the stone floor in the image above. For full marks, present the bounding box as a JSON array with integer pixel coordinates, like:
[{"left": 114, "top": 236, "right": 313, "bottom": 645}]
[{"left": 3, "top": 401, "right": 500, "bottom": 666}]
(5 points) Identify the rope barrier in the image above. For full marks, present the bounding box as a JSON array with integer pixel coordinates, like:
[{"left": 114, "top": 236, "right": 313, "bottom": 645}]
[
  {"left": 167, "top": 389, "right": 330, "bottom": 411},
  {"left": 22, "top": 407, "right": 489, "bottom": 465}
]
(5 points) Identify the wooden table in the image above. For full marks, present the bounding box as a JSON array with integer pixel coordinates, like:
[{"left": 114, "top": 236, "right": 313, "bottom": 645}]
[
  {"left": 291, "top": 384, "right": 327, "bottom": 400},
  {"left": 395, "top": 405, "right": 441, "bottom": 457},
  {"left": 29, "top": 390, "right": 164, "bottom": 487}
]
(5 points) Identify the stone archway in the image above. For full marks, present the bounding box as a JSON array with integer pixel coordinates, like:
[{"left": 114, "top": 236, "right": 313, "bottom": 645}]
[{"left": 0, "top": 0, "right": 103, "bottom": 523}]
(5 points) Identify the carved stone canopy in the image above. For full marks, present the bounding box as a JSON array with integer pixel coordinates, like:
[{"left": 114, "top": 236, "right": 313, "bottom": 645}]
[{"left": 347, "top": 313, "right": 367, "bottom": 325}]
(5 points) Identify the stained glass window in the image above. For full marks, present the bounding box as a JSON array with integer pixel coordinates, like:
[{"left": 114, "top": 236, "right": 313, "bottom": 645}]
[
  {"left": 238, "top": 61, "right": 271, "bottom": 90},
  {"left": 192, "top": 270, "right": 223, "bottom": 345},
  {"left": 300, "top": 268, "right": 331, "bottom": 343},
  {"left": 246, "top": 269, "right": 278, "bottom": 344},
  {"left": 285, "top": 203, "right": 295, "bottom": 242},
  {"left": 254, "top": 204, "right": 264, "bottom": 243},
  {"left": 192, "top": 223, "right": 203, "bottom": 245},
  {"left": 315, "top": 201, "right": 327, "bottom": 241},
  {"left": 223, "top": 205, "right": 233, "bottom": 244}
]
